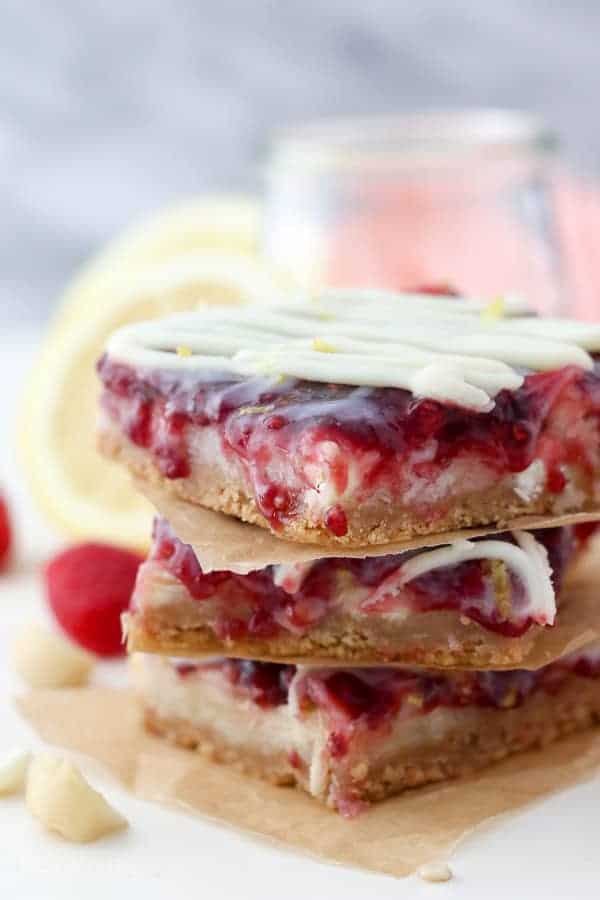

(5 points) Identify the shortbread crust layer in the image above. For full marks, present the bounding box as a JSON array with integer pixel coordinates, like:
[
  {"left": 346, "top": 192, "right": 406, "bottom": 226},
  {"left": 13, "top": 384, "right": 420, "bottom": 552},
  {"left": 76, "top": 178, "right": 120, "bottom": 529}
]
[
  {"left": 134, "top": 651, "right": 600, "bottom": 815},
  {"left": 126, "top": 521, "right": 582, "bottom": 668}
]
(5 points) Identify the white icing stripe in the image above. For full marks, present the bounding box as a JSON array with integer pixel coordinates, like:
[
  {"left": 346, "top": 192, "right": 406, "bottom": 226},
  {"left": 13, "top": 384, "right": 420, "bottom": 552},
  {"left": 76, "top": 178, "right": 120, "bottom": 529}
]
[
  {"left": 253, "top": 337, "right": 523, "bottom": 393},
  {"left": 313, "top": 288, "right": 533, "bottom": 317},
  {"left": 298, "top": 335, "right": 585, "bottom": 376},
  {"left": 396, "top": 531, "right": 555, "bottom": 624},
  {"left": 105, "top": 290, "right": 598, "bottom": 412},
  {"left": 215, "top": 307, "right": 594, "bottom": 371},
  {"left": 235, "top": 350, "right": 498, "bottom": 411},
  {"left": 274, "top": 536, "right": 555, "bottom": 626},
  {"left": 308, "top": 294, "right": 600, "bottom": 348}
]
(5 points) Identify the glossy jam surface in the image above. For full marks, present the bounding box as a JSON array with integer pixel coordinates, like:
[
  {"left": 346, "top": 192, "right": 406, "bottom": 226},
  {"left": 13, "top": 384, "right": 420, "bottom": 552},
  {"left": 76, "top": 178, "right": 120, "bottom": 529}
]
[
  {"left": 295, "top": 653, "right": 600, "bottom": 761},
  {"left": 176, "top": 652, "right": 600, "bottom": 726},
  {"left": 176, "top": 658, "right": 294, "bottom": 708},
  {"left": 98, "top": 355, "right": 600, "bottom": 536},
  {"left": 150, "top": 519, "right": 574, "bottom": 638}
]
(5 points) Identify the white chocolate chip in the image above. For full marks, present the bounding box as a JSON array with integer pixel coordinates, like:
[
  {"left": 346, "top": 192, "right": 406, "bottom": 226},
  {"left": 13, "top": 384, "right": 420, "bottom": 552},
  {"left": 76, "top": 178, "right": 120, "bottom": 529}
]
[
  {"left": 0, "top": 749, "right": 31, "bottom": 795},
  {"left": 12, "top": 624, "right": 94, "bottom": 688},
  {"left": 417, "top": 861, "right": 453, "bottom": 883},
  {"left": 26, "top": 755, "right": 128, "bottom": 842}
]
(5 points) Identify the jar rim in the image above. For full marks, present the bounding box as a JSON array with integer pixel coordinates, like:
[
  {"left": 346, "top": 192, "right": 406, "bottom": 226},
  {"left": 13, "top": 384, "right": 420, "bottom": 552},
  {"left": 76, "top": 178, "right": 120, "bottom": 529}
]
[{"left": 268, "top": 109, "right": 558, "bottom": 172}]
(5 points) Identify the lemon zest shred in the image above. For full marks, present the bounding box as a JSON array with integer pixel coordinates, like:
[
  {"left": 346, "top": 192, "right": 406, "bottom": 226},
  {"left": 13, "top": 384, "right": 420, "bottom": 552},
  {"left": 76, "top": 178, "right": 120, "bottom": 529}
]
[
  {"left": 312, "top": 337, "right": 337, "bottom": 353},
  {"left": 236, "top": 404, "right": 275, "bottom": 416},
  {"left": 406, "top": 693, "right": 423, "bottom": 708},
  {"left": 500, "top": 688, "right": 518, "bottom": 708},
  {"left": 315, "top": 308, "right": 335, "bottom": 321},
  {"left": 176, "top": 345, "right": 193, "bottom": 357},
  {"left": 481, "top": 297, "right": 505, "bottom": 321}
]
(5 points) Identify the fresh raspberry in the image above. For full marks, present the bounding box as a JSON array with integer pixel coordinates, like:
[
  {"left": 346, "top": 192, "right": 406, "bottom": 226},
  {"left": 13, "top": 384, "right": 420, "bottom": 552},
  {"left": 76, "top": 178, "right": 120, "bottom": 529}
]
[
  {"left": 0, "top": 495, "right": 12, "bottom": 572},
  {"left": 45, "top": 543, "right": 144, "bottom": 657}
]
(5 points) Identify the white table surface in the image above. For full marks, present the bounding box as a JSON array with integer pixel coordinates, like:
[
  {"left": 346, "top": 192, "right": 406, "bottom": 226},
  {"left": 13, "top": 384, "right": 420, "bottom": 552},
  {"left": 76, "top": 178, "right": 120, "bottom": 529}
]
[{"left": 2, "top": 329, "right": 600, "bottom": 899}]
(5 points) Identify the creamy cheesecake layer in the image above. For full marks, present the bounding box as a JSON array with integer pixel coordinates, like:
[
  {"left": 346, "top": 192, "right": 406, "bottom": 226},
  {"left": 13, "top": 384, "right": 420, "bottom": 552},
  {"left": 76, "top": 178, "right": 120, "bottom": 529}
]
[
  {"left": 99, "top": 412, "right": 600, "bottom": 548},
  {"left": 126, "top": 521, "right": 583, "bottom": 668},
  {"left": 133, "top": 647, "right": 600, "bottom": 815}
]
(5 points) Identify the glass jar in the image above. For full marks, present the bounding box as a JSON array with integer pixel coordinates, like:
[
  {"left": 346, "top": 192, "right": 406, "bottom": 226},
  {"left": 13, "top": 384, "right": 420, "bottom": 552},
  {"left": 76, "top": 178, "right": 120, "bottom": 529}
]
[{"left": 263, "top": 110, "right": 562, "bottom": 313}]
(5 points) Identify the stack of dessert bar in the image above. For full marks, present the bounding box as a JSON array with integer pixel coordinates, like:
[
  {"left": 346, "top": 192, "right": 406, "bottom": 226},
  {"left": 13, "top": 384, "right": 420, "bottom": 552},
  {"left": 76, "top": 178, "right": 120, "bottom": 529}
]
[{"left": 98, "top": 289, "right": 600, "bottom": 816}]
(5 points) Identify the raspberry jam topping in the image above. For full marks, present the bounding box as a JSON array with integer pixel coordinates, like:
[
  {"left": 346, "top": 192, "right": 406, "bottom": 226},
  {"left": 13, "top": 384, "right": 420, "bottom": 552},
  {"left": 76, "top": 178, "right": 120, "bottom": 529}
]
[
  {"left": 324, "top": 505, "right": 348, "bottom": 538},
  {"left": 98, "top": 355, "right": 600, "bottom": 536},
  {"left": 176, "top": 651, "right": 600, "bottom": 725},
  {"left": 176, "top": 658, "right": 294, "bottom": 708},
  {"left": 150, "top": 519, "right": 574, "bottom": 639},
  {"left": 295, "top": 653, "right": 600, "bottom": 751}
]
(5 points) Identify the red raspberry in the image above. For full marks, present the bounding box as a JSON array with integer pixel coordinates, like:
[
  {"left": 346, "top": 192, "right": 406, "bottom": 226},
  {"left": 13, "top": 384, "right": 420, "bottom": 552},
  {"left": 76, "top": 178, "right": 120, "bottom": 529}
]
[
  {"left": 45, "top": 543, "right": 144, "bottom": 657},
  {"left": 0, "top": 496, "right": 12, "bottom": 572},
  {"left": 324, "top": 505, "right": 348, "bottom": 537}
]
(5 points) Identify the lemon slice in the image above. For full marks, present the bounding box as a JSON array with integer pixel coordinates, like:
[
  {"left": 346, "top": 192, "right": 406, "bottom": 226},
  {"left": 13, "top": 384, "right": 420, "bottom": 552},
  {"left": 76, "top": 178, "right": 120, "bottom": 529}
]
[
  {"left": 54, "top": 195, "right": 260, "bottom": 333},
  {"left": 19, "top": 250, "right": 291, "bottom": 549}
]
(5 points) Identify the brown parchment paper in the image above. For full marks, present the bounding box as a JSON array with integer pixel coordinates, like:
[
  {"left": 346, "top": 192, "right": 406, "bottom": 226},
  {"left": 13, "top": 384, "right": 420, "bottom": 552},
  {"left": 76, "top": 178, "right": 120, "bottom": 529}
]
[
  {"left": 138, "top": 479, "right": 600, "bottom": 573},
  {"left": 18, "top": 686, "right": 600, "bottom": 879}
]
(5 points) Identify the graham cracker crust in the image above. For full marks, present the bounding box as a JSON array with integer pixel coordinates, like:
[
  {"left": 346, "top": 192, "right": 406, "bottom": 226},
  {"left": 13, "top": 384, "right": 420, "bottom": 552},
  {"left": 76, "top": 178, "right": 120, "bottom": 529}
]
[
  {"left": 126, "top": 608, "right": 544, "bottom": 670},
  {"left": 142, "top": 677, "right": 600, "bottom": 812},
  {"left": 144, "top": 708, "right": 298, "bottom": 787},
  {"left": 99, "top": 426, "right": 599, "bottom": 548}
]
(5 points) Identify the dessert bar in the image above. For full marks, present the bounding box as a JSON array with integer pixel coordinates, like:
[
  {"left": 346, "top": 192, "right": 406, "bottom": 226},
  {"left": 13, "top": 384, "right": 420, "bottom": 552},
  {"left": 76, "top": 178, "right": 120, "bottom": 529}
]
[
  {"left": 98, "top": 291, "right": 600, "bottom": 547},
  {"left": 126, "top": 520, "right": 585, "bottom": 668},
  {"left": 133, "top": 645, "right": 600, "bottom": 816}
]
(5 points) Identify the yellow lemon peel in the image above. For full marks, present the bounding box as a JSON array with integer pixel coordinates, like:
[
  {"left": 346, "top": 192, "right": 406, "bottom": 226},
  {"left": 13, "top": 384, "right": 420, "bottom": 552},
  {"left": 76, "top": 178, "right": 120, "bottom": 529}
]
[
  {"left": 406, "top": 693, "right": 423, "bottom": 708},
  {"left": 481, "top": 296, "right": 506, "bottom": 321},
  {"left": 312, "top": 337, "right": 337, "bottom": 353}
]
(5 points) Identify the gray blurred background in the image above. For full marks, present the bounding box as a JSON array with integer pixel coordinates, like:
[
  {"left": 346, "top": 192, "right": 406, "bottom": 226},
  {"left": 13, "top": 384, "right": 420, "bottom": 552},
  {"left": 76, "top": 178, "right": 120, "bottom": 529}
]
[{"left": 2, "top": 0, "right": 599, "bottom": 324}]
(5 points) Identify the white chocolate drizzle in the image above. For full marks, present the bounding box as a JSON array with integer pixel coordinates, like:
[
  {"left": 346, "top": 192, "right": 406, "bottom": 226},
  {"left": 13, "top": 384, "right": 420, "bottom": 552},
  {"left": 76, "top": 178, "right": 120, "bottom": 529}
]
[
  {"left": 274, "top": 533, "right": 555, "bottom": 625},
  {"left": 384, "top": 530, "right": 555, "bottom": 624},
  {"left": 105, "top": 290, "right": 600, "bottom": 412}
]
